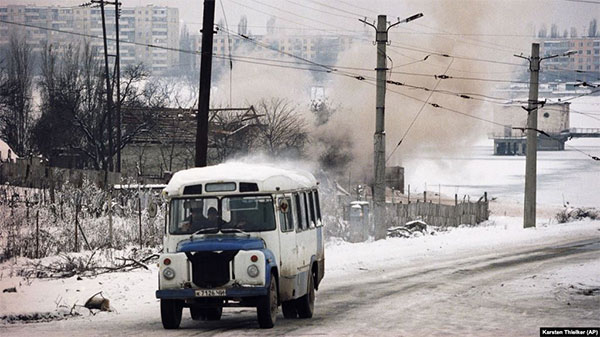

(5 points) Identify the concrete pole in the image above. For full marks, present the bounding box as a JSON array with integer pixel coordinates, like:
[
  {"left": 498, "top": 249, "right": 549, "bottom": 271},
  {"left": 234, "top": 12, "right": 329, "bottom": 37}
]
[
  {"left": 373, "top": 15, "right": 388, "bottom": 240},
  {"left": 524, "top": 43, "right": 540, "bottom": 229}
]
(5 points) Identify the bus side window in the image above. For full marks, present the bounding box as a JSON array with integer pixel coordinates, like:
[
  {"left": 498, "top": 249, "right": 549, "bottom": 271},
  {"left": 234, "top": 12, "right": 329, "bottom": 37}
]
[
  {"left": 302, "top": 192, "right": 311, "bottom": 230},
  {"left": 307, "top": 191, "right": 316, "bottom": 228},
  {"left": 294, "top": 193, "right": 307, "bottom": 231},
  {"left": 279, "top": 196, "right": 294, "bottom": 232},
  {"left": 314, "top": 191, "right": 322, "bottom": 226}
]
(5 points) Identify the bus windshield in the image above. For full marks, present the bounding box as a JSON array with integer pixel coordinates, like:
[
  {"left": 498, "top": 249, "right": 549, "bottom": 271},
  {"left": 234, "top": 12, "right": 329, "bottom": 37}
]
[{"left": 170, "top": 195, "right": 275, "bottom": 234}]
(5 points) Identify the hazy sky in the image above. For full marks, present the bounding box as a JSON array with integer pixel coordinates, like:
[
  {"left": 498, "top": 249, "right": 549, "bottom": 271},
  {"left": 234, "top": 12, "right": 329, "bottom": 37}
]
[
  {"left": 12, "top": 0, "right": 599, "bottom": 38},
  {"left": 6, "top": 0, "right": 599, "bottom": 169}
]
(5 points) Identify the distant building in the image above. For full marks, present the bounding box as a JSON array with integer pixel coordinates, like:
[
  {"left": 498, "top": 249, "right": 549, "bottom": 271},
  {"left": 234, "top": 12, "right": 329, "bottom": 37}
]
[
  {"left": 0, "top": 4, "right": 179, "bottom": 75},
  {"left": 183, "top": 29, "right": 359, "bottom": 73},
  {"left": 540, "top": 37, "right": 600, "bottom": 72},
  {"left": 490, "top": 101, "right": 570, "bottom": 155}
]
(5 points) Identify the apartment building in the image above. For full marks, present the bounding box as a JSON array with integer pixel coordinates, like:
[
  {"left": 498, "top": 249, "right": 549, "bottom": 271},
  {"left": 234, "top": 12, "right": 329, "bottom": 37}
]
[
  {"left": 541, "top": 37, "right": 600, "bottom": 72},
  {"left": 183, "top": 29, "right": 358, "bottom": 72},
  {"left": 0, "top": 4, "right": 179, "bottom": 74}
]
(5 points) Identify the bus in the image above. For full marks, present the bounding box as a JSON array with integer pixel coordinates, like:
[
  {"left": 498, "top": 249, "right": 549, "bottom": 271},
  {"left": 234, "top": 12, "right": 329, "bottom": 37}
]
[{"left": 155, "top": 163, "right": 325, "bottom": 329}]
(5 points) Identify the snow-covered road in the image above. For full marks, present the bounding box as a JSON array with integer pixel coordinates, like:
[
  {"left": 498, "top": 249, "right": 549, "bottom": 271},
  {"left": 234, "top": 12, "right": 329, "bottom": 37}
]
[{"left": 1, "top": 218, "right": 599, "bottom": 336}]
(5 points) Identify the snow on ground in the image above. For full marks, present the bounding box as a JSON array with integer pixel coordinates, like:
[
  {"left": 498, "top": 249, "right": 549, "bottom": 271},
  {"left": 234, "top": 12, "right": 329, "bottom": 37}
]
[{"left": 1, "top": 213, "right": 598, "bottom": 324}]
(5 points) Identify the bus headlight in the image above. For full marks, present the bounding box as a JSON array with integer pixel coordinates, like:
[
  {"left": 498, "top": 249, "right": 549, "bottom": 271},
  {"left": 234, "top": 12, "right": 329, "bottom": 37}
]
[
  {"left": 247, "top": 264, "right": 259, "bottom": 278},
  {"left": 163, "top": 267, "right": 176, "bottom": 280}
]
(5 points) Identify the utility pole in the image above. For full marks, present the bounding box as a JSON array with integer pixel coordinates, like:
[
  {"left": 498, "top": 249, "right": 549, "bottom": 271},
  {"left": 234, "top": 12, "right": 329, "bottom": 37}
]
[
  {"left": 515, "top": 45, "right": 575, "bottom": 229},
  {"left": 522, "top": 43, "right": 539, "bottom": 229},
  {"left": 195, "top": 0, "right": 216, "bottom": 167},
  {"left": 360, "top": 13, "right": 423, "bottom": 240},
  {"left": 114, "top": 0, "right": 121, "bottom": 172},
  {"left": 99, "top": 0, "right": 114, "bottom": 172}
]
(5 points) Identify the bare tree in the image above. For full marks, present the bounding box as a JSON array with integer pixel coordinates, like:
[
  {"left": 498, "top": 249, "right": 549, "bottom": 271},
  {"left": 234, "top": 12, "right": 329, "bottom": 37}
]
[
  {"left": 255, "top": 98, "right": 308, "bottom": 157},
  {"left": 0, "top": 34, "right": 34, "bottom": 156},
  {"left": 33, "top": 42, "right": 159, "bottom": 170}
]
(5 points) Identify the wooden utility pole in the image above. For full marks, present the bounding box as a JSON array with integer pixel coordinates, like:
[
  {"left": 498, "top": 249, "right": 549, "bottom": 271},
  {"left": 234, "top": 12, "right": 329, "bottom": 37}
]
[
  {"left": 114, "top": 0, "right": 122, "bottom": 172},
  {"left": 195, "top": 0, "right": 216, "bottom": 167},
  {"left": 99, "top": 0, "right": 114, "bottom": 172},
  {"left": 360, "top": 13, "right": 422, "bottom": 240}
]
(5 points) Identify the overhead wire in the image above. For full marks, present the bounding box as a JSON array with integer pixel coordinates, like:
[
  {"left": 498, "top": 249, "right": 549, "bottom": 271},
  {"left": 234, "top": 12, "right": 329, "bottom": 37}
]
[
  {"left": 306, "top": 0, "right": 371, "bottom": 19},
  {"left": 285, "top": 0, "right": 358, "bottom": 21},
  {"left": 387, "top": 58, "right": 455, "bottom": 163},
  {"left": 218, "top": 0, "right": 234, "bottom": 107},
  {"left": 248, "top": 0, "right": 350, "bottom": 32},
  {"left": 379, "top": 81, "right": 600, "bottom": 162},
  {"left": 5, "top": 19, "right": 596, "bottom": 160}
]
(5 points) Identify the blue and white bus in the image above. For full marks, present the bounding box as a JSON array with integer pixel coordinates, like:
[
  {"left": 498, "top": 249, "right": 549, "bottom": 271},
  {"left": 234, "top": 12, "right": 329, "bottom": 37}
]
[{"left": 156, "top": 163, "right": 325, "bottom": 329}]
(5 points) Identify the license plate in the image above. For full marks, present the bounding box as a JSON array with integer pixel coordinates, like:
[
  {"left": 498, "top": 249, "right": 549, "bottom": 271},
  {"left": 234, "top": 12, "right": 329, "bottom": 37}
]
[{"left": 195, "top": 289, "right": 226, "bottom": 297}]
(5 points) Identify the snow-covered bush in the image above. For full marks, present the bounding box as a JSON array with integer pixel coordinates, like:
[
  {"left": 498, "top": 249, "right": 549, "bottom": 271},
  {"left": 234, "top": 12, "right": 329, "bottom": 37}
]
[
  {"left": 556, "top": 207, "right": 599, "bottom": 223},
  {"left": 0, "top": 179, "right": 165, "bottom": 260}
]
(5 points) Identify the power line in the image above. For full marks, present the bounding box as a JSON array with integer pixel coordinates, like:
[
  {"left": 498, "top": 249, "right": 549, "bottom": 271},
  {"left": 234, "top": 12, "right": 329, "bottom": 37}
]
[
  {"left": 386, "top": 43, "right": 529, "bottom": 68},
  {"left": 379, "top": 82, "right": 600, "bottom": 162},
  {"left": 248, "top": 0, "right": 349, "bottom": 32},
  {"left": 218, "top": 0, "right": 234, "bottom": 107},
  {"left": 388, "top": 70, "right": 529, "bottom": 84},
  {"left": 306, "top": 0, "right": 371, "bottom": 19},
  {"left": 387, "top": 58, "right": 455, "bottom": 162},
  {"left": 332, "top": 0, "right": 378, "bottom": 16},
  {"left": 285, "top": 0, "right": 358, "bottom": 20},
  {"left": 563, "top": 0, "right": 600, "bottom": 4}
]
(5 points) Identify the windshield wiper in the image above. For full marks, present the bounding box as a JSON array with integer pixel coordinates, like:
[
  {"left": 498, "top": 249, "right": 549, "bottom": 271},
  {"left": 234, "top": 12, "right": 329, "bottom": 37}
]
[
  {"left": 191, "top": 227, "right": 220, "bottom": 235},
  {"left": 220, "top": 228, "right": 249, "bottom": 234}
]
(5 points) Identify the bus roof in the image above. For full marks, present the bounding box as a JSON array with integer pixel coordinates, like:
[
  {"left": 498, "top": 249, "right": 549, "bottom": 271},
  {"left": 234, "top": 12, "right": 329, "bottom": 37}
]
[{"left": 164, "top": 162, "right": 318, "bottom": 197}]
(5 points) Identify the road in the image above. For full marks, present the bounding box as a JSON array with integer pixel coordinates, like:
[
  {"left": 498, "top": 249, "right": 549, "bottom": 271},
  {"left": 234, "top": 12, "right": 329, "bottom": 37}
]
[{"left": 2, "top": 235, "right": 599, "bottom": 336}]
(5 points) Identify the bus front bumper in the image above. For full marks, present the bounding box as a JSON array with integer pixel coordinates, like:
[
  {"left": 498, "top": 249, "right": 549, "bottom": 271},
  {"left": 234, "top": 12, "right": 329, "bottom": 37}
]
[{"left": 156, "top": 286, "right": 268, "bottom": 300}]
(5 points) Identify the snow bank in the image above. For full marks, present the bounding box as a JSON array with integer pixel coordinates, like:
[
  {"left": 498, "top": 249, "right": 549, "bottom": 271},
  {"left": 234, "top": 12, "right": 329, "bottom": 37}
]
[{"left": 324, "top": 215, "right": 600, "bottom": 278}]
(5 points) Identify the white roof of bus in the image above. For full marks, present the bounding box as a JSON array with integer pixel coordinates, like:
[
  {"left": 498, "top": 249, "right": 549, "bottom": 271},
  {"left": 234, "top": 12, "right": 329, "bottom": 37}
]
[{"left": 164, "top": 162, "right": 317, "bottom": 196}]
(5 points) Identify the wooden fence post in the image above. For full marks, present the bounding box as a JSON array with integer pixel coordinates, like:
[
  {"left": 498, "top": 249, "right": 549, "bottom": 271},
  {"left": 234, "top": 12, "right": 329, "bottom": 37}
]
[
  {"left": 108, "top": 189, "right": 113, "bottom": 248},
  {"left": 138, "top": 196, "right": 142, "bottom": 248},
  {"left": 36, "top": 210, "right": 39, "bottom": 258},
  {"left": 74, "top": 199, "right": 79, "bottom": 252}
]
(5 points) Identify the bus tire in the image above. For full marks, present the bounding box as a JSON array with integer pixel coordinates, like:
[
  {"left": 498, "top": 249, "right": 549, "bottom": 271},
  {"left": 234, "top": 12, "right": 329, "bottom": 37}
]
[
  {"left": 282, "top": 300, "right": 297, "bottom": 319},
  {"left": 161, "top": 299, "right": 182, "bottom": 329},
  {"left": 296, "top": 272, "right": 314, "bottom": 318},
  {"left": 257, "top": 273, "right": 278, "bottom": 328}
]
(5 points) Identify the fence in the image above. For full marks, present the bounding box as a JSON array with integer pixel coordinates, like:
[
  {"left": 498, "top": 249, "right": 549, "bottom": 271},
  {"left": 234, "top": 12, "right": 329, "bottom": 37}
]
[
  {"left": 0, "top": 159, "right": 120, "bottom": 189},
  {"left": 0, "top": 182, "right": 165, "bottom": 261},
  {"left": 385, "top": 193, "right": 489, "bottom": 228}
]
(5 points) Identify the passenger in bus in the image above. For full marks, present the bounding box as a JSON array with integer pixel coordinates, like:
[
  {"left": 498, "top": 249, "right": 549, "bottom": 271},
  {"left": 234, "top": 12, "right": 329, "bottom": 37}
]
[
  {"left": 206, "top": 207, "right": 225, "bottom": 227},
  {"left": 180, "top": 207, "right": 205, "bottom": 233}
]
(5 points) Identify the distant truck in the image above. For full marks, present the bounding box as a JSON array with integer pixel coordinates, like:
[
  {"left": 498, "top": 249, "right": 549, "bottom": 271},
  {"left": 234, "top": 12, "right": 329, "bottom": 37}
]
[{"left": 155, "top": 163, "right": 325, "bottom": 329}]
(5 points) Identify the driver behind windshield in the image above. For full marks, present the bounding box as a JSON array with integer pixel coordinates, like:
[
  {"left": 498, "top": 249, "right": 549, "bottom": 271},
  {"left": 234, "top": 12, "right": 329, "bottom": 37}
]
[{"left": 180, "top": 206, "right": 205, "bottom": 233}]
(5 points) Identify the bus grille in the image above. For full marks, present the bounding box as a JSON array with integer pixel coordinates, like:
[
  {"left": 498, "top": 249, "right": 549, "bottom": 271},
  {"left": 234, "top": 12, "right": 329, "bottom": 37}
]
[{"left": 186, "top": 251, "right": 238, "bottom": 288}]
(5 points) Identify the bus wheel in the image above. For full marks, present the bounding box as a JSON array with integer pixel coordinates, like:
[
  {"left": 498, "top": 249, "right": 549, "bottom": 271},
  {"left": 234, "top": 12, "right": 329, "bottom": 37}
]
[
  {"left": 296, "top": 272, "right": 314, "bottom": 318},
  {"left": 161, "top": 299, "right": 183, "bottom": 329},
  {"left": 257, "top": 273, "right": 278, "bottom": 328},
  {"left": 282, "top": 300, "right": 298, "bottom": 318}
]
